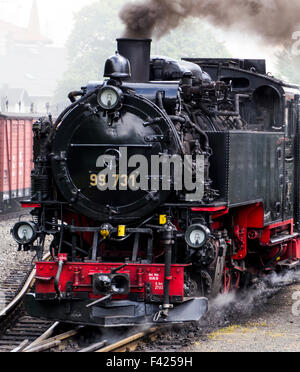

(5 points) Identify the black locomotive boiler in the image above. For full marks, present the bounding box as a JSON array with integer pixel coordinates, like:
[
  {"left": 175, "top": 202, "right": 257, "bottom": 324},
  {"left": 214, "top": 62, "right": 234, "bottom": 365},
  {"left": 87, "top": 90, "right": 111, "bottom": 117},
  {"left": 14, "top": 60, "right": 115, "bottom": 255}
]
[{"left": 13, "top": 38, "right": 300, "bottom": 327}]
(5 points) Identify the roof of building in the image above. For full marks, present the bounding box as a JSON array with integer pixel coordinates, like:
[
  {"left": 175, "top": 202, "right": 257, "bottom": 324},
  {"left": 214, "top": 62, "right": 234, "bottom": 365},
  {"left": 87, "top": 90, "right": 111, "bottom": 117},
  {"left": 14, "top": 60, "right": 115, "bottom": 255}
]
[
  {"left": 0, "top": 1, "right": 51, "bottom": 45},
  {"left": 0, "top": 112, "right": 41, "bottom": 119},
  {"left": 0, "top": 87, "right": 31, "bottom": 105},
  {"left": 0, "top": 1, "right": 68, "bottom": 97}
]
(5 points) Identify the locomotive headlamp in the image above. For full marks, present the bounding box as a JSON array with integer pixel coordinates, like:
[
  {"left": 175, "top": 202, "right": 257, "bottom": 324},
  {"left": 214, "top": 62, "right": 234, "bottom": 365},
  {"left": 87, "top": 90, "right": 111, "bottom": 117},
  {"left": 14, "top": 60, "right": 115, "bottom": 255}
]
[
  {"left": 97, "top": 86, "right": 122, "bottom": 110},
  {"left": 185, "top": 224, "right": 210, "bottom": 249},
  {"left": 11, "top": 221, "right": 38, "bottom": 245},
  {"left": 93, "top": 273, "right": 130, "bottom": 295},
  {"left": 111, "top": 274, "right": 130, "bottom": 295},
  {"left": 94, "top": 274, "right": 112, "bottom": 294}
]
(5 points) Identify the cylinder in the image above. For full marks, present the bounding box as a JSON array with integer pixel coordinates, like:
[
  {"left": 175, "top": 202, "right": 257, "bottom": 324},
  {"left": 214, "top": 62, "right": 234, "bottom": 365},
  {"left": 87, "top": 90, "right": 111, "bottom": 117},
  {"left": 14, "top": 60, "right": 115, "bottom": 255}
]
[{"left": 117, "top": 38, "right": 152, "bottom": 83}]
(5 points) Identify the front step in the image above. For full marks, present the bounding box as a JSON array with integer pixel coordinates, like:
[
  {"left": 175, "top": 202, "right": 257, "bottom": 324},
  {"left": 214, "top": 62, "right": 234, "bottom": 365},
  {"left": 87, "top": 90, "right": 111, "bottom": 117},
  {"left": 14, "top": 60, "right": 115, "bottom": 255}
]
[{"left": 276, "top": 259, "right": 300, "bottom": 270}]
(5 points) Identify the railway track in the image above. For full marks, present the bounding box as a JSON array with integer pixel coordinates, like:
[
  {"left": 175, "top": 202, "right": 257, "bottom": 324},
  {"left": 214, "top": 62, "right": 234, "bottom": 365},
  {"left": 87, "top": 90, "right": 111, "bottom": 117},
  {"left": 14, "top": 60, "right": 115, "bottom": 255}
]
[
  {"left": 95, "top": 327, "right": 160, "bottom": 353},
  {"left": 0, "top": 210, "right": 29, "bottom": 223},
  {"left": 0, "top": 254, "right": 147, "bottom": 353},
  {"left": 0, "top": 253, "right": 51, "bottom": 321},
  {"left": 0, "top": 232, "right": 298, "bottom": 353},
  {"left": 0, "top": 262, "right": 34, "bottom": 316},
  {"left": 3, "top": 278, "right": 297, "bottom": 353},
  {"left": 0, "top": 264, "right": 193, "bottom": 353},
  {"left": 0, "top": 251, "right": 169, "bottom": 353},
  {"left": 0, "top": 317, "right": 54, "bottom": 352},
  {"left": 10, "top": 325, "right": 162, "bottom": 353},
  {"left": 0, "top": 253, "right": 59, "bottom": 352}
]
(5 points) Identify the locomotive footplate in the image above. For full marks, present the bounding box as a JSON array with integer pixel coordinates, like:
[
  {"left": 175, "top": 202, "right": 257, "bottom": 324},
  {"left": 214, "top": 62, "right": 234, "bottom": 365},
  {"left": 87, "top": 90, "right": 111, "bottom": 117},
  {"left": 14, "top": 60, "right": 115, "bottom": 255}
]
[
  {"left": 24, "top": 294, "right": 208, "bottom": 327},
  {"left": 29, "top": 260, "right": 208, "bottom": 326}
]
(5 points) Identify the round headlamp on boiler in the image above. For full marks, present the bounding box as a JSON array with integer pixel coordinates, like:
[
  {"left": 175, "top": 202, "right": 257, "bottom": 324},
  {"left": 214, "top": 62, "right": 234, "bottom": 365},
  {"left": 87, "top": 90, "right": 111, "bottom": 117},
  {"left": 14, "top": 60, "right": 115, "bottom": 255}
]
[{"left": 97, "top": 86, "right": 123, "bottom": 111}]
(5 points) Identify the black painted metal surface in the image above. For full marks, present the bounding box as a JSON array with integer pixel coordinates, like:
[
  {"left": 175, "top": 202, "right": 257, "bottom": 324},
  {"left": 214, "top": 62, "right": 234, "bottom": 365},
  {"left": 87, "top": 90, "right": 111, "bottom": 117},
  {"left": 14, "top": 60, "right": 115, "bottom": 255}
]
[
  {"left": 51, "top": 91, "right": 180, "bottom": 223},
  {"left": 208, "top": 131, "right": 289, "bottom": 224}
]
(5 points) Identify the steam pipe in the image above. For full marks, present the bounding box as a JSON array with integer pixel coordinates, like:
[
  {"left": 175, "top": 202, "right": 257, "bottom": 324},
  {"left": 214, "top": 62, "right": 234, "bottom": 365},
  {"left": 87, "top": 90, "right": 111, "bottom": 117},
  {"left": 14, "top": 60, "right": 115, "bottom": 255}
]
[
  {"left": 163, "top": 240, "right": 172, "bottom": 312},
  {"left": 154, "top": 91, "right": 185, "bottom": 155},
  {"left": 156, "top": 91, "right": 167, "bottom": 114},
  {"left": 214, "top": 94, "right": 249, "bottom": 117},
  {"left": 68, "top": 91, "right": 84, "bottom": 103},
  {"left": 161, "top": 224, "right": 176, "bottom": 318},
  {"left": 54, "top": 91, "right": 95, "bottom": 128},
  {"left": 54, "top": 256, "right": 66, "bottom": 298}
]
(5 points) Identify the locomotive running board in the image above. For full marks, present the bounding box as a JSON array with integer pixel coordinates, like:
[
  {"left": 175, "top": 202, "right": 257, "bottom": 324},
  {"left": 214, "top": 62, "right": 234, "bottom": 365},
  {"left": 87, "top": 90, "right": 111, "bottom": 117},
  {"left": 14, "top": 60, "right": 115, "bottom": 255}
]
[
  {"left": 154, "top": 298, "right": 209, "bottom": 324},
  {"left": 25, "top": 294, "right": 208, "bottom": 328}
]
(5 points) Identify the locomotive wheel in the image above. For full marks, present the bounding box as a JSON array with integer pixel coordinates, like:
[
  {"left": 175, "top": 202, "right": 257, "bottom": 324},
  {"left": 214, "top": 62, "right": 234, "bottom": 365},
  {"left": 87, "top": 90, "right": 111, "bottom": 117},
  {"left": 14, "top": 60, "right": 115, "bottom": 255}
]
[{"left": 196, "top": 270, "right": 213, "bottom": 297}]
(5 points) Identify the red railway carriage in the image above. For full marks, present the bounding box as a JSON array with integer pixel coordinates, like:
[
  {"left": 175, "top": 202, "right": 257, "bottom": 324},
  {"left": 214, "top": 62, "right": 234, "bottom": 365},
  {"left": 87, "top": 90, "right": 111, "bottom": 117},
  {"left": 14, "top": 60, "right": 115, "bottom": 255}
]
[{"left": 0, "top": 114, "right": 36, "bottom": 215}]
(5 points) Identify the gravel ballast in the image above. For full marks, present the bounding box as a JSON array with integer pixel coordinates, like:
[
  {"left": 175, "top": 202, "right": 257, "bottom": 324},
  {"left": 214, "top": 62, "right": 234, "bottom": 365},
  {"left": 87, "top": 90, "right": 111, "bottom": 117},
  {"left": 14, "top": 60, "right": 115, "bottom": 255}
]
[
  {"left": 137, "top": 271, "right": 300, "bottom": 353},
  {"left": 1, "top": 216, "right": 300, "bottom": 352},
  {"left": 184, "top": 280, "right": 300, "bottom": 352}
]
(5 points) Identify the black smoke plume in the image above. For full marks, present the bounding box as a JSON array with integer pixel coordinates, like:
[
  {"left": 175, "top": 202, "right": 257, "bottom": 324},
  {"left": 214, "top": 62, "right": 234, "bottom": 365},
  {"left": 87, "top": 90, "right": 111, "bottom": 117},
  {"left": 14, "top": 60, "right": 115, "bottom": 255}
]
[{"left": 120, "top": 0, "right": 300, "bottom": 46}]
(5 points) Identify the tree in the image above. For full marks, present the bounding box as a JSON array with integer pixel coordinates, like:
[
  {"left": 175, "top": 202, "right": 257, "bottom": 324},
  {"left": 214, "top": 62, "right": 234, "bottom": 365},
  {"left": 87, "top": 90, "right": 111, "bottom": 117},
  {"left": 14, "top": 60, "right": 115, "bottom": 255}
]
[
  {"left": 152, "top": 19, "right": 229, "bottom": 60},
  {"left": 54, "top": 1, "right": 231, "bottom": 103}
]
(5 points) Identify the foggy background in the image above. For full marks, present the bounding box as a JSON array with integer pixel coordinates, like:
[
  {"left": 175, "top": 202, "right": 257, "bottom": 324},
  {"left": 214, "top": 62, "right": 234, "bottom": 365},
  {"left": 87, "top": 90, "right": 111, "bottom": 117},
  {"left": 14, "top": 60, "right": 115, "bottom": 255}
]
[
  {"left": 0, "top": 0, "right": 296, "bottom": 116},
  {"left": 0, "top": 0, "right": 93, "bottom": 46}
]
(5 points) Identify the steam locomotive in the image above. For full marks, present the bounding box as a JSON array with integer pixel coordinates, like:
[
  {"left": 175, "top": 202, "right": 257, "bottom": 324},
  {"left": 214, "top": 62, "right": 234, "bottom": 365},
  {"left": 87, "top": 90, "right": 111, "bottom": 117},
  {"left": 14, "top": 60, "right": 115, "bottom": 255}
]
[{"left": 12, "top": 38, "right": 300, "bottom": 327}]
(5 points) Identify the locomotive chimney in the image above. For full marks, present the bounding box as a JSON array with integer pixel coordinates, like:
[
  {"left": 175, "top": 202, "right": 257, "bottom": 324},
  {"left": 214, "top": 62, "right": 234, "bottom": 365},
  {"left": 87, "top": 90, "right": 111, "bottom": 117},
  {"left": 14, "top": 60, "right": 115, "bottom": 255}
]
[{"left": 117, "top": 38, "right": 152, "bottom": 83}]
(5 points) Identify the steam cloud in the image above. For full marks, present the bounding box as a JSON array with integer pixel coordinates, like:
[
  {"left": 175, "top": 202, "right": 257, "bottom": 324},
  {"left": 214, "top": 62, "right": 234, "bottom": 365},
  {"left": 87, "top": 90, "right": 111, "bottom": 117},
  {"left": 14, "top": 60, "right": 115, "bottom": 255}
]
[
  {"left": 120, "top": 0, "right": 300, "bottom": 46},
  {"left": 203, "top": 270, "right": 300, "bottom": 329}
]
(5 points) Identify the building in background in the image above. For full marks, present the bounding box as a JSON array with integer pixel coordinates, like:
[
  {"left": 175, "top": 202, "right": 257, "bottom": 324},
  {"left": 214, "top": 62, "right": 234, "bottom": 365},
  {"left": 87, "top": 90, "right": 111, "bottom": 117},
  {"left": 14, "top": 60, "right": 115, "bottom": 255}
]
[
  {"left": 0, "top": 0, "right": 67, "bottom": 114},
  {"left": 0, "top": 86, "right": 31, "bottom": 113}
]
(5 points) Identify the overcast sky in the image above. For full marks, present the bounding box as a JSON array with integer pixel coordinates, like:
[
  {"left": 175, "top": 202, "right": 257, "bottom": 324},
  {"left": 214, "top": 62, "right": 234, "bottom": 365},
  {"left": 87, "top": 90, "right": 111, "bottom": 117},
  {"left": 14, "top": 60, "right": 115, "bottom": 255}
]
[
  {"left": 0, "top": 0, "right": 95, "bottom": 46},
  {"left": 0, "top": 0, "right": 277, "bottom": 70}
]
